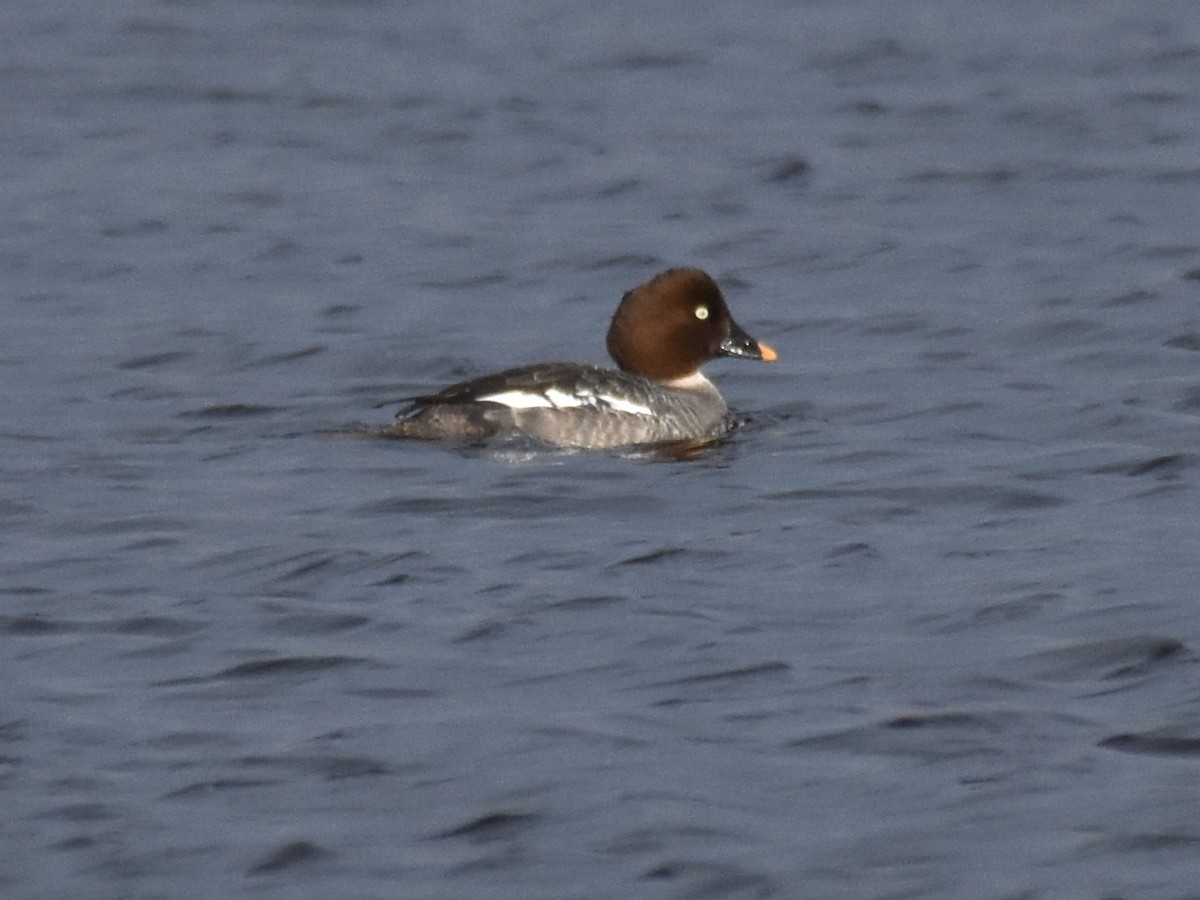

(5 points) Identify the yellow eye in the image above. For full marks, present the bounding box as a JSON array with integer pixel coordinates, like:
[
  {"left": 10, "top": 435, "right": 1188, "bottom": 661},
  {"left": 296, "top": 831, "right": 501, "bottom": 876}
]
[{"left": 695, "top": 305, "right": 709, "bottom": 320}]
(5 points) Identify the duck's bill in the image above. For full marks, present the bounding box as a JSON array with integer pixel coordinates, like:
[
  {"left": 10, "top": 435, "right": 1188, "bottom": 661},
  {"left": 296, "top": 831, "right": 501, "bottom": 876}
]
[
  {"left": 719, "top": 321, "right": 778, "bottom": 362},
  {"left": 755, "top": 341, "right": 778, "bottom": 362}
]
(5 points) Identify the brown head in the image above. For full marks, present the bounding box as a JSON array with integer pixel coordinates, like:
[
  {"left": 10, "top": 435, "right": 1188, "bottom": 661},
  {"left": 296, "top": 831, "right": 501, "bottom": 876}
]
[{"left": 605, "top": 268, "right": 777, "bottom": 381}]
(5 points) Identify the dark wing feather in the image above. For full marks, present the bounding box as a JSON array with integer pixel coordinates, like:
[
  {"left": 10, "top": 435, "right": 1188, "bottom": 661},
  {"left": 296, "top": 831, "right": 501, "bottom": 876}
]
[{"left": 404, "top": 363, "right": 607, "bottom": 409}]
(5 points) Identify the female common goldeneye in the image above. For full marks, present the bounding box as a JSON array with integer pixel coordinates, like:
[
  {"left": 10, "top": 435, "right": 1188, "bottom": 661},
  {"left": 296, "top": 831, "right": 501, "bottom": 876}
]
[{"left": 382, "top": 268, "right": 777, "bottom": 449}]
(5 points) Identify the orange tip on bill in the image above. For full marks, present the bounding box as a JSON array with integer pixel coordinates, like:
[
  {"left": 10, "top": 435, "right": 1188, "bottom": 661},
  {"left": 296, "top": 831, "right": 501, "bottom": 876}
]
[{"left": 758, "top": 342, "right": 778, "bottom": 362}]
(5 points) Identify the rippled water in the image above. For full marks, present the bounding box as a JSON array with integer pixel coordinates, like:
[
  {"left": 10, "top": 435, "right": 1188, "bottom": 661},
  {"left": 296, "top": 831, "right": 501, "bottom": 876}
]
[{"left": 4, "top": 1, "right": 1200, "bottom": 898}]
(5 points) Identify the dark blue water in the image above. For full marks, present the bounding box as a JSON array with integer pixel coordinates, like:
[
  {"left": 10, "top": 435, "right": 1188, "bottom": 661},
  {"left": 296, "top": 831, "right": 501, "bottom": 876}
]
[{"left": 3, "top": 1, "right": 1200, "bottom": 897}]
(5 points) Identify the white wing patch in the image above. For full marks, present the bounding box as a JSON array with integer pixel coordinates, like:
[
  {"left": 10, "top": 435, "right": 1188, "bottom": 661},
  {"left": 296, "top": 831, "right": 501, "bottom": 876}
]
[
  {"left": 593, "top": 394, "right": 653, "bottom": 416},
  {"left": 477, "top": 386, "right": 653, "bottom": 416},
  {"left": 544, "top": 387, "right": 584, "bottom": 408},
  {"left": 475, "top": 389, "right": 555, "bottom": 409}
]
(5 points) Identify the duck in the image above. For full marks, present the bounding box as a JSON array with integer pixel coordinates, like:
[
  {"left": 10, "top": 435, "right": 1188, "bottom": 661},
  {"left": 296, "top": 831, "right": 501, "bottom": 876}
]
[{"left": 382, "top": 268, "right": 776, "bottom": 449}]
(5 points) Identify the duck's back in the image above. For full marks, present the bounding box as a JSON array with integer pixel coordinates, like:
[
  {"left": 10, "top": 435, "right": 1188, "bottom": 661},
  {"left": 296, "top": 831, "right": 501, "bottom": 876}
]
[{"left": 386, "top": 363, "right": 729, "bottom": 448}]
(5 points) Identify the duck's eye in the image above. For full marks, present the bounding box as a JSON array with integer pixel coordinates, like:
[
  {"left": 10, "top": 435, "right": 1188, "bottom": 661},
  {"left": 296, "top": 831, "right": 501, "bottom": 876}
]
[{"left": 694, "top": 305, "right": 709, "bottom": 321}]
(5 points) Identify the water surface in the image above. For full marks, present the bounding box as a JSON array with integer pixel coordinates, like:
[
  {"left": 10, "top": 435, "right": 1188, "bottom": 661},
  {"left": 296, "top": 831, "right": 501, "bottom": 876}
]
[{"left": 3, "top": 1, "right": 1200, "bottom": 898}]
